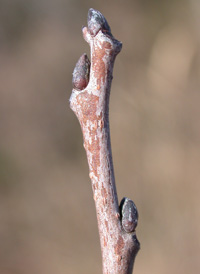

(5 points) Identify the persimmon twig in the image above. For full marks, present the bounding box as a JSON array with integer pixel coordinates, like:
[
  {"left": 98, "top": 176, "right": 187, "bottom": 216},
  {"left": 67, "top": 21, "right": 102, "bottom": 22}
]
[{"left": 70, "top": 8, "right": 140, "bottom": 274}]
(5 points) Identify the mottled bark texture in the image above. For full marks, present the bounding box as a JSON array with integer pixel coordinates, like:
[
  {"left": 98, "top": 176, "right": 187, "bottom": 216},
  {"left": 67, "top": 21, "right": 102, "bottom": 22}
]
[{"left": 70, "top": 8, "right": 140, "bottom": 274}]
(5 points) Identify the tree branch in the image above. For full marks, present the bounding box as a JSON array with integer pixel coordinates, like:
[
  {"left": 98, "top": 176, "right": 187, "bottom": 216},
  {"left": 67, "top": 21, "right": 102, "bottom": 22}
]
[{"left": 70, "top": 8, "right": 140, "bottom": 274}]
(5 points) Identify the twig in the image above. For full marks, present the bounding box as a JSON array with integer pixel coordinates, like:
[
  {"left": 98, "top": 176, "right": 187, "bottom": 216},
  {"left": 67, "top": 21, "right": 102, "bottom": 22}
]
[{"left": 70, "top": 8, "right": 140, "bottom": 274}]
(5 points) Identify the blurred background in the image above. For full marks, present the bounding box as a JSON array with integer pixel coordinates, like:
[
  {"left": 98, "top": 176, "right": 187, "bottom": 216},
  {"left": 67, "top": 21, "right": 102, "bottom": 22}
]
[{"left": 0, "top": 0, "right": 200, "bottom": 273}]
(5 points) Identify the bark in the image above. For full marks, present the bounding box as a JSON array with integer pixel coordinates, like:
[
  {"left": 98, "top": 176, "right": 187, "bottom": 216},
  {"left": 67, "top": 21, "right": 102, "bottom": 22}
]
[{"left": 70, "top": 8, "right": 140, "bottom": 274}]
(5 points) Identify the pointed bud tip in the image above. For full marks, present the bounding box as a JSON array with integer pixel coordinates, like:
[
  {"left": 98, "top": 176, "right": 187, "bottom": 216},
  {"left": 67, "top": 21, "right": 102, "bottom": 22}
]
[{"left": 87, "top": 8, "right": 111, "bottom": 36}]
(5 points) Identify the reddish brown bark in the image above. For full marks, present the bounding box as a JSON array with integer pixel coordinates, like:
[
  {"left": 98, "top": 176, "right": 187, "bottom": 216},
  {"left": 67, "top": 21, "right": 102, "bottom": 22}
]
[{"left": 70, "top": 8, "right": 140, "bottom": 274}]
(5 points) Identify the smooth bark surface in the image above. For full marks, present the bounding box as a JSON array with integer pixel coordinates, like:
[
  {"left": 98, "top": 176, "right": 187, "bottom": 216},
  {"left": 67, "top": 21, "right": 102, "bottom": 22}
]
[{"left": 70, "top": 8, "right": 140, "bottom": 274}]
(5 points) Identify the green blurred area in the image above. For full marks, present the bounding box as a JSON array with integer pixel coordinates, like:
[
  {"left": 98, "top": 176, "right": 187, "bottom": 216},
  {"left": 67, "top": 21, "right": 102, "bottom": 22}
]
[{"left": 0, "top": 0, "right": 200, "bottom": 273}]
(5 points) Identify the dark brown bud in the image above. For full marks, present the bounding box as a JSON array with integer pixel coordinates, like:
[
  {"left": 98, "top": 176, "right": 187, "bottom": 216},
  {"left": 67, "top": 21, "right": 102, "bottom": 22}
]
[
  {"left": 72, "top": 53, "right": 90, "bottom": 90},
  {"left": 87, "top": 8, "right": 111, "bottom": 36},
  {"left": 120, "top": 197, "right": 138, "bottom": 233}
]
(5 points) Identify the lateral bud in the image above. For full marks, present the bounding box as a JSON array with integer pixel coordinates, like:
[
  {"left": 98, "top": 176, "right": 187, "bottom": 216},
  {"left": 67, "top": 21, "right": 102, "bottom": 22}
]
[
  {"left": 120, "top": 197, "right": 138, "bottom": 233},
  {"left": 72, "top": 53, "right": 90, "bottom": 90}
]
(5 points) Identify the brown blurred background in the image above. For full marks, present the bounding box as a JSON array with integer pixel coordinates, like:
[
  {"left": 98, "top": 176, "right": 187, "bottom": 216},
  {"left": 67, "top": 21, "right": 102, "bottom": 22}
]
[{"left": 0, "top": 0, "right": 200, "bottom": 273}]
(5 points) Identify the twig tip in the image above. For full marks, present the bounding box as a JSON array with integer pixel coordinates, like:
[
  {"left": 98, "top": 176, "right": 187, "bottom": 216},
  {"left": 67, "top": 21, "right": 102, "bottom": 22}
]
[{"left": 87, "top": 8, "right": 111, "bottom": 36}]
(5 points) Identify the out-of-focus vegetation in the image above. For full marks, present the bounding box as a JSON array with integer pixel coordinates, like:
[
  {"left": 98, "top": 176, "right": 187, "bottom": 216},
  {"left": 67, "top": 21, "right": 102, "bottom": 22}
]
[{"left": 0, "top": 0, "right": 200, "bottom": 273}]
